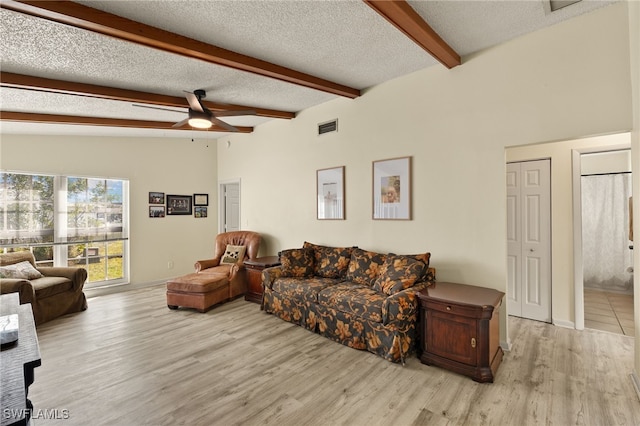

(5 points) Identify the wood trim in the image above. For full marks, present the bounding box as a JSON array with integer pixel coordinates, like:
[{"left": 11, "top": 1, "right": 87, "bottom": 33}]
[
  {"left": 1, "top": 0, "right": 360, "bottom": 99},
  {"left": 1, "top": 72, "right": 294, "bottom": 120},
  {"left": 363, "top": 0, "right": 460, "bottom": 69},
  {"left": 0, "top": 111, "right": 254, "bottom": 133}
]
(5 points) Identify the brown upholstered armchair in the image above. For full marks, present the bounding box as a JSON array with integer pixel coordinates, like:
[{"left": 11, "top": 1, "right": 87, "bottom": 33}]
[
  {"left": 0, "top": 251, "right": 88, "bottom": 325},
  {"left": 194, "top": 231, "right": 261, "bottom": 299}
]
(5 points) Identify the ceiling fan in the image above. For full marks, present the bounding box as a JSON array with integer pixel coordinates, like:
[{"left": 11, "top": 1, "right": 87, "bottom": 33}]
[{"left": 134, "top": 89, "right": 254, "bottom": 132}]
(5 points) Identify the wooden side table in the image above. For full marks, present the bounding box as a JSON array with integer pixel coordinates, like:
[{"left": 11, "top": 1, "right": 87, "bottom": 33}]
[
  {"left": 243, "top": 256, "right": 281, "bottom": 304},
  {"left": 417, "top": 282, "right": 504, "bottom": 383}
]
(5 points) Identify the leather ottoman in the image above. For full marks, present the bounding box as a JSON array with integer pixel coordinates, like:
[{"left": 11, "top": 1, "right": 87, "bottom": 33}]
[{"left": 166, "top": 272, "right": 230, "bottom": 313}]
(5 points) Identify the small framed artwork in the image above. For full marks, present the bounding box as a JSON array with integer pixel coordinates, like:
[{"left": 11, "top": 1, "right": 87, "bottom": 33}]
[
  {"left": 194, "top": 206, "right": 208, "bottom": 218},
  {"left": 149, "top": 206, "right": 165, "bottom": 218},
  {"left": 166, "top": 194, "right": 193, "bottom": 216},
  {"left": 372, "top": 156, "right": 411, "bottom": 220},
  {"left": 317, "top": 166, "right": 345, "bottom": 220},
  {"left": 149, "top": 191, "right": 165, "bottom": 204},
  {"left": 193, "top": 193, "right": 209, "bottom": 206}
]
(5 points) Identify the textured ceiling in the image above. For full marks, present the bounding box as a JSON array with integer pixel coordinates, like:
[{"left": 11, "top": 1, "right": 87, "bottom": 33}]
[{"left": 0, "top": 0, "right": 619, "bottom": 139}]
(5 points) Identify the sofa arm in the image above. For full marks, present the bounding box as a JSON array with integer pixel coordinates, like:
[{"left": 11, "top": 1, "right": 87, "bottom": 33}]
[
  {"left": 0, "top": 278, "right": 36, "bottom": 306},
  {"left": 261, "top": 266, "right": 283, "bottom": 290},
  {"left": 38, "top": 266, "right": 88, "bottom": 292},
  {"left": 194, "top": 258, "right": 220, "bottom": 272},
  {"left": 382, "top": 281, "right": 432, "bottom": 326}
]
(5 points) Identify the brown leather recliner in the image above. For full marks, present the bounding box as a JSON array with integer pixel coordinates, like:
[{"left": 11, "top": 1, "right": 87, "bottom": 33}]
[
  {"left": 194, "top": 231, "right": 261, "bottom": 300},
  {"left": 0, "top": 251, "right": 88, "bottom": 325}
]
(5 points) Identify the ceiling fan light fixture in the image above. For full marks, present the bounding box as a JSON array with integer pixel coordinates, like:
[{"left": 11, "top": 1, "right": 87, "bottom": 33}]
[{"left": 188, "top": 117, "right": 212, "bottom": 129}]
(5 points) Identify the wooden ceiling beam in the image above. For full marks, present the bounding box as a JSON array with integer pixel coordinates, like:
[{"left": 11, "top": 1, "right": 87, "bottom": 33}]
[
  {"left": 0, "top": 111, "right": 254, "bottom": 133},
  {"left": 364, "top": 0, "right": 460, "bottom": 69},
  {"left": 1, "top": 72, "right": 295, "bottom": 120},
  {"left": 1, "top": 0, "right": 361, "bottom": 99}
]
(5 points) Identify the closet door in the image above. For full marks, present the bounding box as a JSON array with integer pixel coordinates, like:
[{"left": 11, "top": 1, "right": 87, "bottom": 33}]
[{"left": 507, "top": 160, "right": 551, "bottom": 322}]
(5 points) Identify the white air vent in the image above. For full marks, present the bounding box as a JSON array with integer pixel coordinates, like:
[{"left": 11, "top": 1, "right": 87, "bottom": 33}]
[{"left": 318, "top": 119, "right": 338, "bottom": 136}]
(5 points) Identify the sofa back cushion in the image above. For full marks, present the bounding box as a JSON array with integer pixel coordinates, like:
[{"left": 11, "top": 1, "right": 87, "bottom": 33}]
[
  {"left": 280, "top": 248, "right": 315, "bottom": 277},
  {"left": 372, "top": 255, "right": 427, "bottom": 295},
  {"left": 303, "top": 242, "right": 352, "bottom": 278},
  {"left": 345, "top": 248, "right": 387, "bottom": 287},
  {"left": 0, "top": 251, "right": 37, "bottom": 268}
]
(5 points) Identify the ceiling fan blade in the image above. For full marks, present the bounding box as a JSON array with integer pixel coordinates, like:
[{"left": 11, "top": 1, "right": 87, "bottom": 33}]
[
  {"left": 172, "top": 118, "right": 189, "bottom": 128},
  {"left": 211, "top": 116, "right": 239, "bottom": 132},
  {"left": 133, "top": 104, "right": 184, "bottom": 113},
  {"left": 184, "top": 91, "right": 204, "bottom": 112},
  {"left": 213, "top": 110, "right": 256, "bottom": 118}
]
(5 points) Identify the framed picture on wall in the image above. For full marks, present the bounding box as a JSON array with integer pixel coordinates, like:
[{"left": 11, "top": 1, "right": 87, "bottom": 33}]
[
  {"left": 149, "top": 191, "right": 165, "bottom": 204},
  {"left": 317, "top": 166, "right": 345, "bottom": 220},
  {"left": 166, "top": 194, "right": 192, "bottom": 216},
  {"left": 372, "top": 156, "right": 411, "bottom": 220},
  {"left": 194, "top": 193, "right": 209, "bottom": 206},
  {"left": 194, "top": 206, "right": 208, "bottom": 218},
  {"left": 149, "top": 206, "right": 165, "bottom": 218}
]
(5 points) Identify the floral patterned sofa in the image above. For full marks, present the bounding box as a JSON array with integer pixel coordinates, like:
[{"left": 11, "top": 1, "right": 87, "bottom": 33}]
[{"left": 262, "top": 242, "right": 435, "bottom": 363}]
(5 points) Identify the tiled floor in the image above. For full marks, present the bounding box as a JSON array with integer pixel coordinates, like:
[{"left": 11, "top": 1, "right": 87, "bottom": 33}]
[{"left": 584, "top": 288, "right": 634, "bottom": 336}]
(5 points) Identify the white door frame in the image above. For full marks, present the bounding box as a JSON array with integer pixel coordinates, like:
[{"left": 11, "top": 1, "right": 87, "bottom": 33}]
[
  {"left": 218, "top": 178, "right": 241, "bottom": 233},
  {"left": 572, "top": 144, "right": 631, "bottom": 330}
]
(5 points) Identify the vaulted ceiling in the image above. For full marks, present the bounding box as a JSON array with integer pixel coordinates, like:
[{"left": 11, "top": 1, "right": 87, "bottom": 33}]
[{"left": 0, "top": 0, "right": 618, "bottom": 139}]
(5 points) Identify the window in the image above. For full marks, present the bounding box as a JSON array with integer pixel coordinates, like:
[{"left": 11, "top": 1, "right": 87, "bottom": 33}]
[{"left": 0, "top": 172, "right": 129, "bottom": 287}]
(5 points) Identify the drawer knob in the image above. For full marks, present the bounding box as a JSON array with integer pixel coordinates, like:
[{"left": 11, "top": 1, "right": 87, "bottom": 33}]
[
  {"left": 446, "top": 306, "right": 451, "bottom": 311},
  {"left": 471, "top": 337, "right": 476, "bottom": 348}
]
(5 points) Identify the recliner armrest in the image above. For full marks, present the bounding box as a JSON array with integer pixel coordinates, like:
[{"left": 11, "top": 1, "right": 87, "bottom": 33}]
[
  {"left": 0, "top": 278, "right": 36, "bottom": 306},
  {"left": 38, "top": 267, "right": 88, "bottom": 292},
  {"left": 194, "top": 258, "right": 220, "bottom": 272}
]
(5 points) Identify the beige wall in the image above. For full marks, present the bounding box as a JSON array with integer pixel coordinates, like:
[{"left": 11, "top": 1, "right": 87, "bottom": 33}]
[
  {"left": 0, "top": 134, "right": 219, "bottom": 285},
  {"left": 217, "top": 2, "right": 632, "bottom": 345}
]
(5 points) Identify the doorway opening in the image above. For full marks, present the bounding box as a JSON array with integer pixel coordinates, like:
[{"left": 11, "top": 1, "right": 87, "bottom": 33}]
[{"left": 580, "top": 150, "right": 634, "bottom": 335}]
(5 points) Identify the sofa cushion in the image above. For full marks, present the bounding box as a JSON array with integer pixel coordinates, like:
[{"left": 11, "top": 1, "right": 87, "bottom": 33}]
[
  {"left": 317, "top": 283, "right": 386, "bottom": 323},
  {"left": 220, "top": 244, "right": 246, "bottom": 265},
  {"left": 31, "top": 276, "right": 73, "bottom": 298},
  {"left": 280, "top": 248, "right": 315, "bottom": 277},
  {"left": 271, "top": 276, "right": 340, "bottom": 304},
  {"left": 373, "top": 255, "right": 427, "bottom": 295},
  {"left": 345, "top": 248, "right": 387, "bottom": 287},
  {"left": 303, "top": 242, "right": 352, "bottom": 278},
  {"left": 0, "top": 260, "right": 43, "bottom": 280}
]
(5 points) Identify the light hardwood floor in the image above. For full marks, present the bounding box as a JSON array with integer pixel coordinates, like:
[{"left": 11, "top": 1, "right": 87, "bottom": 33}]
[{"left": 26, "top": 285, "right": 640, "bottom": 426}]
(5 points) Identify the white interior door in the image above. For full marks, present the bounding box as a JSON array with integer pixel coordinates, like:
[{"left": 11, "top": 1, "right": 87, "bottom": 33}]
[
  {"left": 507, "top": 160, "right": 551, "bottom": 322},
  {"left": 222, "top": 182, "right": 240, "bottom": 232}
]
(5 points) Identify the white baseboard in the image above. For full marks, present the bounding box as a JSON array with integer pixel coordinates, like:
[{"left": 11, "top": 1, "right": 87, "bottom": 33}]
[
  {"left": 552, "top": 319, "right": 575, "bottom": 329},
  {"left": 500, "top": 340, "right": 512, "bottom": 352}
]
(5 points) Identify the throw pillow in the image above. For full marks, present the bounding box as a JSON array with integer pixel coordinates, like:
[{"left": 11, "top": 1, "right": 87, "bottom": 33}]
[
  {"left": 220, "top": 244, "right": 247, "bottom": 265},
  {"left": 345, "top": 248, "right": 387, "bottom": 286},
  {"left": 0, "top": 260, "right": 44, "bottom": 280},
  {"left": 280, "top": 248, "right": 315, "bottom": 277},
  {"left": 303, "top": 242, "right": 352, "bottom": 278},
  {"left": 373, "top": 255, "right": 427, "bottom": 295}
]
